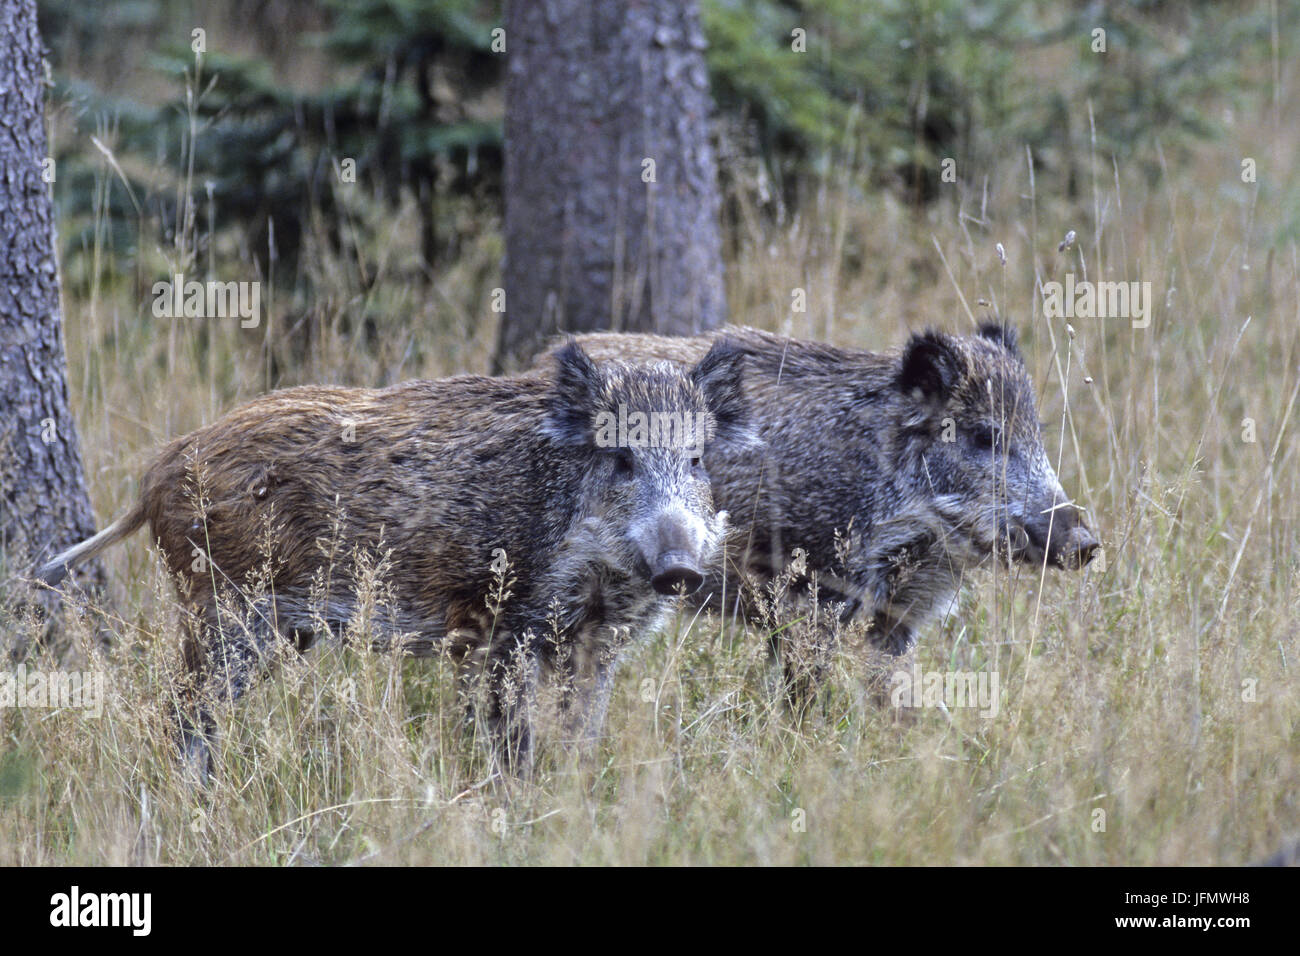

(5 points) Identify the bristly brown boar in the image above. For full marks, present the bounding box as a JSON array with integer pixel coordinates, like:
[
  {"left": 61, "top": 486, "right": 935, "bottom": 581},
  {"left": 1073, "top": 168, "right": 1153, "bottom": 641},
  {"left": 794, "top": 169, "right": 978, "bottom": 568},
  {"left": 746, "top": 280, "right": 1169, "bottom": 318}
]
[{"left": 38, "top": 341, "right": 756, "bottom": 776}]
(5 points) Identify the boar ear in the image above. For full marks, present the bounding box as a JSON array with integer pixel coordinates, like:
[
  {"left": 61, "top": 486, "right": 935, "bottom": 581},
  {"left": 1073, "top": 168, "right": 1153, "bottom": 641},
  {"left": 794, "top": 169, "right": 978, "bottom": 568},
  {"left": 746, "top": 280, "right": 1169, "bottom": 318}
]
[
  {"left": 977, "top": 322, "right": 1020, "bottom": 359},
  {"left": 543, "top": 340, "right": 603, "bottom": 446},
  {"left": 898, "top": 330, "right": 964, "bottom": 402},
  {"left": 692, "top": 339, "right": 760, "bottom": 448}
]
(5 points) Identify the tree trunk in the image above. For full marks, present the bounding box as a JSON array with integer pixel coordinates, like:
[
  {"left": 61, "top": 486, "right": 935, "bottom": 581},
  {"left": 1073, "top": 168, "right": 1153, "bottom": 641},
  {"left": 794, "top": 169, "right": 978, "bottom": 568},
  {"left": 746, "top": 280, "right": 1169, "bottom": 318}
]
[
  {"left": 494, "top": 0, "right": 727, "bottom": 372},
  {"left": 0, "top": 0, "right": 104, "bottom": 611}
]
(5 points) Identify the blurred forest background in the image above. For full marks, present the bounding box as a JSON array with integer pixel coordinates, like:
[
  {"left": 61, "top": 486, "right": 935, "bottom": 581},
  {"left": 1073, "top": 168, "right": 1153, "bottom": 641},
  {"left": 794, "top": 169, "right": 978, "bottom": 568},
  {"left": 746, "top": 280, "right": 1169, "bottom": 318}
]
[{"left": 41, "top": 0, "right": 1286, "bottom": 385}]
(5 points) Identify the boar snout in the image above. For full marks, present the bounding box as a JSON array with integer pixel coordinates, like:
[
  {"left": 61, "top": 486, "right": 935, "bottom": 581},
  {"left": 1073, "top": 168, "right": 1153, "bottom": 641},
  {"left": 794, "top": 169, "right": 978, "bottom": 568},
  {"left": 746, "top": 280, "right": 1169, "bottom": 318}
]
[
  {"left": 1024, "top": 500, "right": 1098, "bottom": 570},
  {"left": 639, "top": 507, "right": 710, "bottom": 595},
  {"left": 650, "top": 552, "right": 705, "bottom": 595},
  {"left": 1055, "top": 522, "right": 1099, "bottom": 569}
]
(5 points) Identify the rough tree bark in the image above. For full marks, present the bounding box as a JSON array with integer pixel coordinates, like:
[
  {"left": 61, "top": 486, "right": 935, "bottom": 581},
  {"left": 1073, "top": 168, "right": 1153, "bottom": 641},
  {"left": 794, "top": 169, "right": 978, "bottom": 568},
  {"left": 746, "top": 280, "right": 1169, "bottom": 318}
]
[
  {"left": 0, "top": 0, "right": 104, "bottom": 610},
  {"left": 494, "top": 0, "right": 727, "bottom": 372}
]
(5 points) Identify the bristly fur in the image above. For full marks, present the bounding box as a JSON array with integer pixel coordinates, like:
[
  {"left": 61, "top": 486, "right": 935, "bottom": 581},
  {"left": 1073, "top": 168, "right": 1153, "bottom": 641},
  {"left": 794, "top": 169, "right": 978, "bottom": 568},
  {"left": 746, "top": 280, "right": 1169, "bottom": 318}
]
[
  {"left": 38, "top": 343, "right": 752, "bottom": 776},
  {"left": 977, "top": 321, "right": 1020, "bottom": 357},
  {"left": 537, "top": 325, "right": 1097, "bottom": 672}
]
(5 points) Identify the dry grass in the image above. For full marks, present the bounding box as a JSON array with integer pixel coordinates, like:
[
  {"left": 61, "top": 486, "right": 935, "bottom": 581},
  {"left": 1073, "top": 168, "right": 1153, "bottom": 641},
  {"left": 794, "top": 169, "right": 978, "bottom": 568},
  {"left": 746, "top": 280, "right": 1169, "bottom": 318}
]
[{"left": 2, "top": 49, "right": 1298, "bottom": 866}]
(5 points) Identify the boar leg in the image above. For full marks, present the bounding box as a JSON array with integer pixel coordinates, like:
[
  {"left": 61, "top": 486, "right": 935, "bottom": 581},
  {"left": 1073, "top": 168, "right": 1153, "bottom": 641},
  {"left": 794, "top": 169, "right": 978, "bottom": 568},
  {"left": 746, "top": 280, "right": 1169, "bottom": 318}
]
[
  {"left": 173, "top": 620, "right": 216, "bottom": 786},
  {"left": 173, "top": 596, "right": 284, "bottom": 783},
  {"left": 559, "top": 635, "right": 625, "bottom": 753},
  {"left": 476, "top": 635, "right": 540, "bottom": 774},
  {"left": 869, "top": 609, "right": 916, "bottom": 656}
]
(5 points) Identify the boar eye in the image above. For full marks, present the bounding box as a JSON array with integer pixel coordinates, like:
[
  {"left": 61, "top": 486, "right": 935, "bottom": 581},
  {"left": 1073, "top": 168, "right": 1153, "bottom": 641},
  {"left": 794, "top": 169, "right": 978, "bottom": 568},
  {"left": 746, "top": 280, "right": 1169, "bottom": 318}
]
[
  {"left": 613, "top": 448, "right": 635, "bottom": 480},
  {"left": 689, "top": 454, "right": 704, "bottom": 471},
  {"left": 971, "top": 425, "right": 997, "bottom": 450}
]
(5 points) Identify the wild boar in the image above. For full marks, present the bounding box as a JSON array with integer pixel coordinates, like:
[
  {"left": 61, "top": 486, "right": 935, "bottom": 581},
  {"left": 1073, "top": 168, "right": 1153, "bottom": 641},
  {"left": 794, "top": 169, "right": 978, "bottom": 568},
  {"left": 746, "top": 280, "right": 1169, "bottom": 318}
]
[
  {"left": 536, "top": 324, "right": 1098, "bottom": 676},
  {"left": 38, "top": 341, "right": 754, "bottom": 773}
]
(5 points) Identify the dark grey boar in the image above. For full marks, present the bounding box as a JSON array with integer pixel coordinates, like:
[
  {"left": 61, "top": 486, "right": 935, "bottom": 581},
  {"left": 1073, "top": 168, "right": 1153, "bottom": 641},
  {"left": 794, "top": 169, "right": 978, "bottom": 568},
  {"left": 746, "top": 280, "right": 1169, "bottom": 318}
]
[
  {"left": 537, "top": 324, "right": 1098, "bottom": 669},
  {"left": 38, "top": 341, "right": 754, "bottom": 773}
]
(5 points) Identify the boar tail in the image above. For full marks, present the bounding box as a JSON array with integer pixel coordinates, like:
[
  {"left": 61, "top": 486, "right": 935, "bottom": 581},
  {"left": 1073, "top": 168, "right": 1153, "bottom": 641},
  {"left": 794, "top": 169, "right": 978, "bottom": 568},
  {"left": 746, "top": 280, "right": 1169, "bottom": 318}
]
[{"left": 34, "top": 502, "right": 147, "bottom": 587}]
